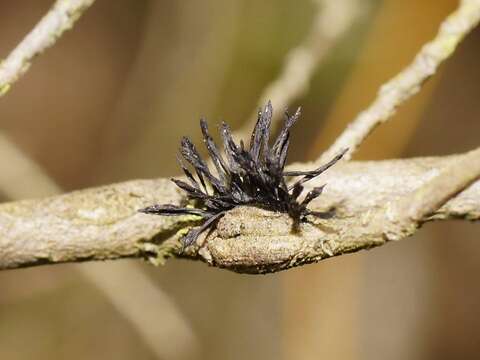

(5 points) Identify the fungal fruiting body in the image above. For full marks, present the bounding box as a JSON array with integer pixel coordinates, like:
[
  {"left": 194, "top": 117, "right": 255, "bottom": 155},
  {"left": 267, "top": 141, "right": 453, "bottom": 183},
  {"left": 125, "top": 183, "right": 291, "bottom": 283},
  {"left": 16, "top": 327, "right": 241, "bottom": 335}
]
[{"left": 139, "top": 102, "right": 347, "bottom": 247}]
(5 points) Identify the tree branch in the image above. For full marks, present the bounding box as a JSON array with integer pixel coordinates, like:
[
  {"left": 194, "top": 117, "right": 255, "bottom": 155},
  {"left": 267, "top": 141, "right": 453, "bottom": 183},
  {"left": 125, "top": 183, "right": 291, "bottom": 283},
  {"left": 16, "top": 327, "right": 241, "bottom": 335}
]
[
  {"left": 0, "top": 2, "right": 201, "bottom": 357},
  {"left": 321, "top": 0, "right": 480, "bottom": 162},
  {"left": 0, "top": 1, "right": 478, "bottom": 277},
  {"left": 0, "top": 0, "right": 96, "bottom": 96},
  {"left": 1, "top": 152, "right": 478, "bottom": 273},
  {"left": 384, "top": 146, "right": 480, "bottom": 241},
  {"left": 234, "top": 0, "right": 363, "bottom": 141}
]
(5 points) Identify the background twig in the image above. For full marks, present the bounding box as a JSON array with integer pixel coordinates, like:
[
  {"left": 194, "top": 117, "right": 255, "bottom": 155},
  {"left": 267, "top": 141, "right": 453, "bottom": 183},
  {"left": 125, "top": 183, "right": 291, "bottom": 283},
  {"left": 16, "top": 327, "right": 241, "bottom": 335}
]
[
  {"left": 234, "top": 0, "right": 363, "bottom": 141},
  {"left": 1, "top": 0, "right": 479, "bottom": 359},
  {"left": 321, "top": 0, "right": 480, "bottom": 162},
  {"left": 0, "top": 0, "right": 95, "bottom": 96},
  {"left": 0, "top": 133, "right": 200, "bottom": 359},
  {"left": 0, "top": 2, "right": 198, "bottom": 358}
]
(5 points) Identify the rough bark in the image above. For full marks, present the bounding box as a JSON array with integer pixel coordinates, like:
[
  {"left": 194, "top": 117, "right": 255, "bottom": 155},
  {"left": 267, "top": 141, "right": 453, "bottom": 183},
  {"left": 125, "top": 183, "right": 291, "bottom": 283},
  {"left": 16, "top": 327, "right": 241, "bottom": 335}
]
[{"left": 1, "top": 155, "right": 478, "bottom": 273}]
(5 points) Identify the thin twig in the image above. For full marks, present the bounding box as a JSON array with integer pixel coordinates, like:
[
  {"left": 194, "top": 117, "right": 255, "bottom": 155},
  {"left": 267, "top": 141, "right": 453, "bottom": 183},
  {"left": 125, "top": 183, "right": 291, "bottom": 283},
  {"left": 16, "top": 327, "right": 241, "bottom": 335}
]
[
  {"left": 321, "top": 0, "right": 480, "bottom": 162},
  {"left": 0, "top": 0, "right": 96, "bottom": 96},
  {"left": 0, "top": 152, "right": 478, "bottom": 273},
  {"left": 234, "top": 0, "right": 362, "bottom": 141}
]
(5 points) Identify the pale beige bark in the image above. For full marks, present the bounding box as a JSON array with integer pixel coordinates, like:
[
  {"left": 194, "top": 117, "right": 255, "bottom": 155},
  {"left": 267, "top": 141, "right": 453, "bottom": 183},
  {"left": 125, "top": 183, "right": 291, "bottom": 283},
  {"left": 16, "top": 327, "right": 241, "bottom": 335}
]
[
  {"left": 1, "top": 154, "right": 478, "bottom": 273},
  {"left": 0, "top": 0, "right": 478, "bottom": 278},
  {"left": 0, "top": 0, "right": 96, "bottom": 96},
  {"left": 0, "top": 3, "right": 200, "bottom": 357}
]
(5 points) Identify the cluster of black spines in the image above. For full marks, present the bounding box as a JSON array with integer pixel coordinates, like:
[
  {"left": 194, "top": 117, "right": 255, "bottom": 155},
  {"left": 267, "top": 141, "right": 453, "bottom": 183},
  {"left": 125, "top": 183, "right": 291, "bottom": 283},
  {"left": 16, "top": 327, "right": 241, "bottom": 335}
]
[{"left": 139, "top": 102, "right": 347, "bottom": 248}]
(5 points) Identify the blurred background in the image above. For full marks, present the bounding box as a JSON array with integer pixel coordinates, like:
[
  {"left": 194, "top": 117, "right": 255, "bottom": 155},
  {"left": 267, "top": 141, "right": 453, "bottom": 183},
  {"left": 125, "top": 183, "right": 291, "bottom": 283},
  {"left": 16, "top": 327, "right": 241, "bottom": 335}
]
[{"left": 0, "top": 0, "right": 479, "bottom": 359}]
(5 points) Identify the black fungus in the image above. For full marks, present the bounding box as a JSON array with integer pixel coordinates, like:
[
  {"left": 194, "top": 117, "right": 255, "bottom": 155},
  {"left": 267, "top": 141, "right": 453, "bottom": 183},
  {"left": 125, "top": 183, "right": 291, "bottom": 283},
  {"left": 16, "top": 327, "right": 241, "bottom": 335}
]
[{"left": 139, "top": 102, "right": 347, "bottom": 247}]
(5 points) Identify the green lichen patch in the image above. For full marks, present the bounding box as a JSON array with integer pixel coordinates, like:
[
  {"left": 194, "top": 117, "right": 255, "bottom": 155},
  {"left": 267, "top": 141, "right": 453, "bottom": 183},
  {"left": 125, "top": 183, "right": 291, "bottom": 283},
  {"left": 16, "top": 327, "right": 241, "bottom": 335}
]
[
  {"left": 0, "top": 83, "right": 11, "bottom": 96},
  {"left": 136, "top": 214, "right": 203, "bottom": 266}
]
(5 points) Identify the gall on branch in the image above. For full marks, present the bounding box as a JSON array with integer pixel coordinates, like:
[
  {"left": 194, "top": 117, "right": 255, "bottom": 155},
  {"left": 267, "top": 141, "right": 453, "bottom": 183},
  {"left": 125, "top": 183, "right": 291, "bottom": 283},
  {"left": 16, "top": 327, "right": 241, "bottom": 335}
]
[{"left": 140, "top": 102, "right": 347, "bottom": 247}]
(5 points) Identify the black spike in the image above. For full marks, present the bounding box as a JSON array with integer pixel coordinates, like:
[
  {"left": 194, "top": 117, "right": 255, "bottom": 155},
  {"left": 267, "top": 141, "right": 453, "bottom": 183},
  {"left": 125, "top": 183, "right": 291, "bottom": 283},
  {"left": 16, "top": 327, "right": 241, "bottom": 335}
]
[{"left": 139, "top": 102, "right": 346, "bottom": 248}]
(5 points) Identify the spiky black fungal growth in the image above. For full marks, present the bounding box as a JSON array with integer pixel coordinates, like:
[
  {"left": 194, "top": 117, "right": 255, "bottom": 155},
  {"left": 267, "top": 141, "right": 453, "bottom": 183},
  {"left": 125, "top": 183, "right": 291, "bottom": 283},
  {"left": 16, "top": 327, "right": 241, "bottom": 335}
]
[{"left": 139, "top": 102, "right": 347, "bottom": 248}]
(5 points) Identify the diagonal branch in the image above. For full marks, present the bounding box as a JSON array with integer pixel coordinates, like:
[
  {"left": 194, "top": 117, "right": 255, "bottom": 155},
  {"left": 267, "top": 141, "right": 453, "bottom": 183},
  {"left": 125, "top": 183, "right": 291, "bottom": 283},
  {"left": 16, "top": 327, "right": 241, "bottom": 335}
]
[
  {"left": 0, "top": 0, "right": 96, "bottom": 96},
  {"left": 234, "top": 0, "right": 363, "bottom": 141},
  {"left": 0, "top": 2, "right": 202, "bottom": 358},
  {"left": 0, "top": 134, "right": 200, "bottom": 359},
  {"left": 0, "top": 152, "right": 478, "bottom": 273},
  {"left": 0, "top": 1, "right": 477, "bottom": 279},
  {"left": 321, "top": 0, "right": 480, "bottom": 162}
]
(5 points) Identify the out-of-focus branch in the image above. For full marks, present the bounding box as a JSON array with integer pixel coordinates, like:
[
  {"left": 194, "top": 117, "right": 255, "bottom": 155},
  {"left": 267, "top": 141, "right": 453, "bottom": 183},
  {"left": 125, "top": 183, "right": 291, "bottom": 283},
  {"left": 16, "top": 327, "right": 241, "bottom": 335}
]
[
  {"left": 0, "top": 0, "right": 96, "bottom": 96},
  {"left": 0, "top": 2, "right": 200, "bottom": 357},
  {"left": 0, "top": 152, "right": 478, "bottom": 273},
  {"left": 234, "top": 0, "right": 363, "bottom": 140},
  {"left": 321, "top": 0, "right": 480, "bottom": 162},
  {"left": 0, "top": 134, "right": 59, "bottom": 198},
  {"left": 80, "top": 263, "right": 199, "bottom": 360},
  {"left": 0, "top": 134, "right": 200, "bottom": 360}
]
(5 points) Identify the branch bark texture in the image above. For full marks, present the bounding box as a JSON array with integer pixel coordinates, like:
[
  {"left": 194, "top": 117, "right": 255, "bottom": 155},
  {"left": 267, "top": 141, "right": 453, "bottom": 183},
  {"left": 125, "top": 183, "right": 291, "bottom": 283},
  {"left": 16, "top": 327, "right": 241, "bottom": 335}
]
[
  {"left": 0, "top": 0, "right": 478, "bottom": 276},
  {"left": 1, "top": 155, "right": 478, "bottom": 273}
]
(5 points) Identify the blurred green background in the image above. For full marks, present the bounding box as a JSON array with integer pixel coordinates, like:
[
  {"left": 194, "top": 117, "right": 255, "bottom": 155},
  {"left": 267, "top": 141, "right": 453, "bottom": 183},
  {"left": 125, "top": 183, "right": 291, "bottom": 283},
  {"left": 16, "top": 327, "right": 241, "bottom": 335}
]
[{"left": 0, "top": 1, "right": 479, "bottom": 359}]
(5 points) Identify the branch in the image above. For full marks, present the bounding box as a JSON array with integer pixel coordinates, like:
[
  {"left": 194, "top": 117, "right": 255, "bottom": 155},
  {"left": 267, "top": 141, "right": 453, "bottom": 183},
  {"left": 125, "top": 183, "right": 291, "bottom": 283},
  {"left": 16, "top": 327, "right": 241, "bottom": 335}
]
[
  {"left": 0, "top": 0, "right": 96, "bottom": 96},
  {"left": 321, "top": 0, "right": 480, "bottom": 161},
  {"left": 1, "top": 152, "right": 478, "bottom": 273},
  {"left": 234, "top": 0, "right": 363, "bottom": 140},
  {"left": 384, "top": 147, "right": 480, "bottom": 240},
  {"left": 0, "top": 1, "right": 200, "bottom": 357},
  {"left": 0, "top": 135, "right": 200, "bottom": 358}
]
